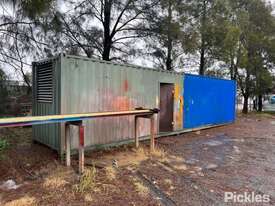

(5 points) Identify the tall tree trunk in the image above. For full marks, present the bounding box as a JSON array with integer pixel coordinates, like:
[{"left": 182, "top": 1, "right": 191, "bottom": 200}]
[
  {"left": 242, "top": 94, "right": 249, "bottom": 114},
  {"left": 199, "top": 0, "right": 207, "bottom": 75},
  {"left": 258, "top": 94, "right": 263, "bottom": 112},
  {"left": 166, "top": 0, "right": 173, "bottom": 71},
  {"left": 102, "top": 0, "right": 112, "bottom": 61},
  {"left": 230, "top": 65, "right": 234, "bottom": 80},
  {"left": 199, "top": 45, "right": 205, "bottom": 75}
]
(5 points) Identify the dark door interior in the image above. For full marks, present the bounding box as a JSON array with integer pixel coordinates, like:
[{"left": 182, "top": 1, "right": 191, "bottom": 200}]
[{"left": 159, "top": 83, "right": 174, "bottom": 132}]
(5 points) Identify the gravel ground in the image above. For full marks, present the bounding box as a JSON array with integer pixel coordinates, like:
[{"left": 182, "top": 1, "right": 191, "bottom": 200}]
[{"left": 0, "top": 113, "right": 275, "bottom": 205}]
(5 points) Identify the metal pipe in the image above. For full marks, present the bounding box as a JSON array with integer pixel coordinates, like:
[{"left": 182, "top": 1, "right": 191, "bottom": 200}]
[{"left": 0, "top": 109, "right": 158, "bottom": 128}]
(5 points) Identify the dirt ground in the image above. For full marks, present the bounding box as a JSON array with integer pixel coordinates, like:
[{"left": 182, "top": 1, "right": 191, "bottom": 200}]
[{"left": 0, "top": 113, "right": 275, "bottom": 206}]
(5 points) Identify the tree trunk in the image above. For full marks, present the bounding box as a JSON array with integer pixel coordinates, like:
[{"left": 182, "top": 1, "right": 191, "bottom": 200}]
[
  {"left": 166, "top": 0, "right": 173, "bottom": 71},
  {"left": 199, "top": 0, "right": 207, "bottom": 75},
  {"left": 242, "top": 95, "right": 249, "bottom": 114},
  {"left": 102, "top": 0, "right": 112, "bottom": 61},
  {"left": 258, "top": 94, "right": 263, "bottom": 112},
  {"left": 199, "top": 45, "right": 205, "bottom": 75}
]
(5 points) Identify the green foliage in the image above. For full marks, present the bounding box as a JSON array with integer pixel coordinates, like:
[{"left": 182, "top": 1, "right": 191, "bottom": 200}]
[
  {"left": 21, "top": 0, "right": 55, "bottom": 19},
  {"left": 0, "top": 139, "right": 9, "bottom": 152}
]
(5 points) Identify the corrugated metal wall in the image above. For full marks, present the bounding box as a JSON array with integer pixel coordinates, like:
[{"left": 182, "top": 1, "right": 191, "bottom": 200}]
[
  {"left": 32, "top": 57, "right": 61, "bottom": 151},
  {"left": 58, "top": 55, "right": 183, "bottom": 152},
  {"left": 183, "top": 74, "right": 236, "bottom": 129}
]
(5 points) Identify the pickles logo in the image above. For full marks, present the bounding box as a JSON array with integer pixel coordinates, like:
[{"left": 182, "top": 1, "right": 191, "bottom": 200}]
[{"left": 224, "top": 192, "right": 270, "bottom": 203}]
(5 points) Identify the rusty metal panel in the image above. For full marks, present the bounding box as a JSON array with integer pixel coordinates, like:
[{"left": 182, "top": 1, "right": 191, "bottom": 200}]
[{"left": 59, "top": 55, "right": 183, "bottom": 152}]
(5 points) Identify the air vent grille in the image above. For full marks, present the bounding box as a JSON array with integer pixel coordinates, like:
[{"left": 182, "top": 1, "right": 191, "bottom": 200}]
[{"left": 36, "top": 62, "right": 53, "bottom": 103}]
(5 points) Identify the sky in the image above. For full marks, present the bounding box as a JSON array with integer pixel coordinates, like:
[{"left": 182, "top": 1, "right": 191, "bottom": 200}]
[{"left": 1, "top": 0, "right": 275, "bottom": 81}]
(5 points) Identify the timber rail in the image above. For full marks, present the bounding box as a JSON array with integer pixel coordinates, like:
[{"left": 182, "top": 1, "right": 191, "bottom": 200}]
[{"left": 0, "top": 108, "right": 159, "bottom": 173}]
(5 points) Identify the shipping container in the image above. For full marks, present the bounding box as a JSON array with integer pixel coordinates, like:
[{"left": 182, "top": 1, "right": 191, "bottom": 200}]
[
  {"left": 32, "top": 54, "right": 183, "bottom": 154},
  {"left": 32, "top": 54, "right": 236, "bottom": 154},
  {"left": 183, "top": 74, "right": 236, "bottom": 129}
]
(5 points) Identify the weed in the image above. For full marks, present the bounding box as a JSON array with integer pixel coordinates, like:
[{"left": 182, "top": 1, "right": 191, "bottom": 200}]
[
  {"left": 75, "top": 167, "right": 96, "bottom": 193},
  {"left": 0, "top": 139, "right": 9, "bottom": 159},
  {"left": 0, "top": 139, "right": 9, "bottom": 151}
]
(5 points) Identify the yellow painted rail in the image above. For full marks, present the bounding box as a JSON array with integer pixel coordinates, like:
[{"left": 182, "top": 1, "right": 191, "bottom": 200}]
[{"left": 0, "top": 109, "right": 156, "bottom": 128}]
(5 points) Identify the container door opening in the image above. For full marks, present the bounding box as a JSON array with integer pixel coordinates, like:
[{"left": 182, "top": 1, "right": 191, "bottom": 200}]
[{"left": 159, "top": 83, "right": 174, "bottom": 132}]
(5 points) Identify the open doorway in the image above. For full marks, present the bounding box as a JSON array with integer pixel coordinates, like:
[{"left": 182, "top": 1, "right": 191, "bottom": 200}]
[{"left": 159, "top": 83, "right": 174, "bottom": 132}]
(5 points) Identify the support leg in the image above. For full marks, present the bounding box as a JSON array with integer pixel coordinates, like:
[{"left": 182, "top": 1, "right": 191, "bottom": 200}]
[
  {"left": 79, "top": 125, "right": 85, "bottom": 174},
  {"left": 134, "top": 116, "right": 139, "bottom": 148},
  {"left": 65, "top": 123, "right": 71, "bottom": 167},
  {"left": 150, "top": 115, "right": 155, "bottom": 152}
]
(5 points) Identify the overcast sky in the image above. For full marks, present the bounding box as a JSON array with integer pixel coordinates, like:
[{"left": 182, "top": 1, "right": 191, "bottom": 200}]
[{"left": 2, "top": 0, "right": 275, "bottom": 81}]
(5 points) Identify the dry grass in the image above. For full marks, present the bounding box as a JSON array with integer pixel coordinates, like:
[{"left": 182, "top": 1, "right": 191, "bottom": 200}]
[
  {"left": 172, "top": 163, "right": 187, "bottom": 171},
  {"left": 84, "top": 193, "right": 94, "bottom": 202},
  {"left": 75, "top": 167, "right": 97, "bottom": 193},
  {"left": 104, "top": 166, "right": 117, "bottom": 181},
  {"left": 132, "top": 177, "right": 149, "bottom": 197},
  {"left": 43, "top": 166, "right": 72, "bottom": 189},
  {"left": 4, "top": 196, "right": 36, "bottom": 206},
  {"left": 163, "top": 178, "right": 175, "bottom": 191},
  {"left": 150, "top": 147, "right": 166, "bottom": 160},
  {"left": 164, "top": 178, "right": 172, "bottom": 185}
]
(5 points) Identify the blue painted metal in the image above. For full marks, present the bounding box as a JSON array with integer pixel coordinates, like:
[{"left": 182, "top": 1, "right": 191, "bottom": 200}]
[{"left": 183, "top": 74, "right": 236, "bottom": 129}]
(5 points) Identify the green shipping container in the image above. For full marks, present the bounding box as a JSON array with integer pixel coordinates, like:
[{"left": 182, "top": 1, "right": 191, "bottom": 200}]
[{"left": 32, "top": 54, "right": 184, "bottom": 154}]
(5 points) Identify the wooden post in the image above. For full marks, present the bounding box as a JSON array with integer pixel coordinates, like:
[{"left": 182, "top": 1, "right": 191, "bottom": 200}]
[
  {"left": 134, "top": 116, "right": 139, "bottom": 148},
  {"left": 65, "top": 123, "right": 71, "bottom": 167},
  {"left": 150, "top": 115, "right": 155, "bottom": 152},
  {"left": 79, "top": 124, "right": 85, "bottom": 174}
]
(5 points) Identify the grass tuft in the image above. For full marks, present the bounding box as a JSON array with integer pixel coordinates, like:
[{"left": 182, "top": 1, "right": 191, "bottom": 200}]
[
  {"left": 104, "top": 166, "right": 117, "bottom": 181},
  {"left": 75, "top": 167, "right": 97, "bottom": 193},
  {"left": 151, "top": 147, "right": 166, "bottom": 159},
  {"left": 4, "top": 196, "right": 36, "bottom": 206},
  {"left": 132, "top": 177, "right": 149, "bottom": 197}
]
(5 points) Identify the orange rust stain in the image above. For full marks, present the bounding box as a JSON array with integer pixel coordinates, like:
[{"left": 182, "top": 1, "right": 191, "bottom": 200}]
[
  {"left": 123, "top": 80, "right": 129, "bottom": 92},
  {"left": 112, "top": 96, "right": 131, "bottom": 111},
  {"left": 174, "top": 84, "right": 183, "bottom": 129}
]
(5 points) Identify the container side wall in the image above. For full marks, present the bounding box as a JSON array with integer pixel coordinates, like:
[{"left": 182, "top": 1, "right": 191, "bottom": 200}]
[
  {"left": 183, "top": 74, "right": 236, "bottom": 129},
  {"left": 60, "top": 56, "right": 183, "bottom": 151},
  {"left": 32, "top": 58, "right": 61, "bottom": 151}
]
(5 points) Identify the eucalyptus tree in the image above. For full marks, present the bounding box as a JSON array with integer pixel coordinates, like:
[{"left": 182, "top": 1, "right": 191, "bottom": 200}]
[
  {"left": 0, "top": 0, "right": 56, "bottom": 92},
  {"left": 184, "top": 0, "right": 218, "bottom": 75},
  {"left": 141, "top": 0, "right": 198, "bottom": 71},
  {"left": 53, "top": 0, "right": 154, "bottom": 61},
  {"left": 224, "top": 0, "right": 275, "bottom": 113}
]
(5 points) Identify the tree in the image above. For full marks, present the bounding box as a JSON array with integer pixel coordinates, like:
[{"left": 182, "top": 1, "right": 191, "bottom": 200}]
[
  {"left": 52, "top": 0, "right": 153, "bottom": 61},
  {"left": 185, "top": 0, "right": 217, "bottom": 75},
  {"left": 0, "top": 68, "right": 8, "bottom": 115},
  {"left": 141, "top": 0, "right": 198, "bottom": 70},
  {"left": 0, "top": 0, "right": 55, "bottom": 93},
  {"left": 232, "top": 0, "right": 275, "bottom": 113}
]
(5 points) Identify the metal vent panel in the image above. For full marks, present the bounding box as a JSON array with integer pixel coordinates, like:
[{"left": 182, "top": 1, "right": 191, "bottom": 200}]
[{"left": 36, "top": 62, "right": 53, "bottom": 103}]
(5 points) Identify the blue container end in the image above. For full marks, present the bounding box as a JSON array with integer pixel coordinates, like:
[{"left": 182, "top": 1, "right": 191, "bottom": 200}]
[{"left": 183, "top": 74, "right": 236, "bottom": 129}]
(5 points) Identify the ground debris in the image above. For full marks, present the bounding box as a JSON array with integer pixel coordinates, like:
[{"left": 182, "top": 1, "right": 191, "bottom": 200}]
[{"left": 0, "top": 179, "right": 21, "bottom": 190}]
